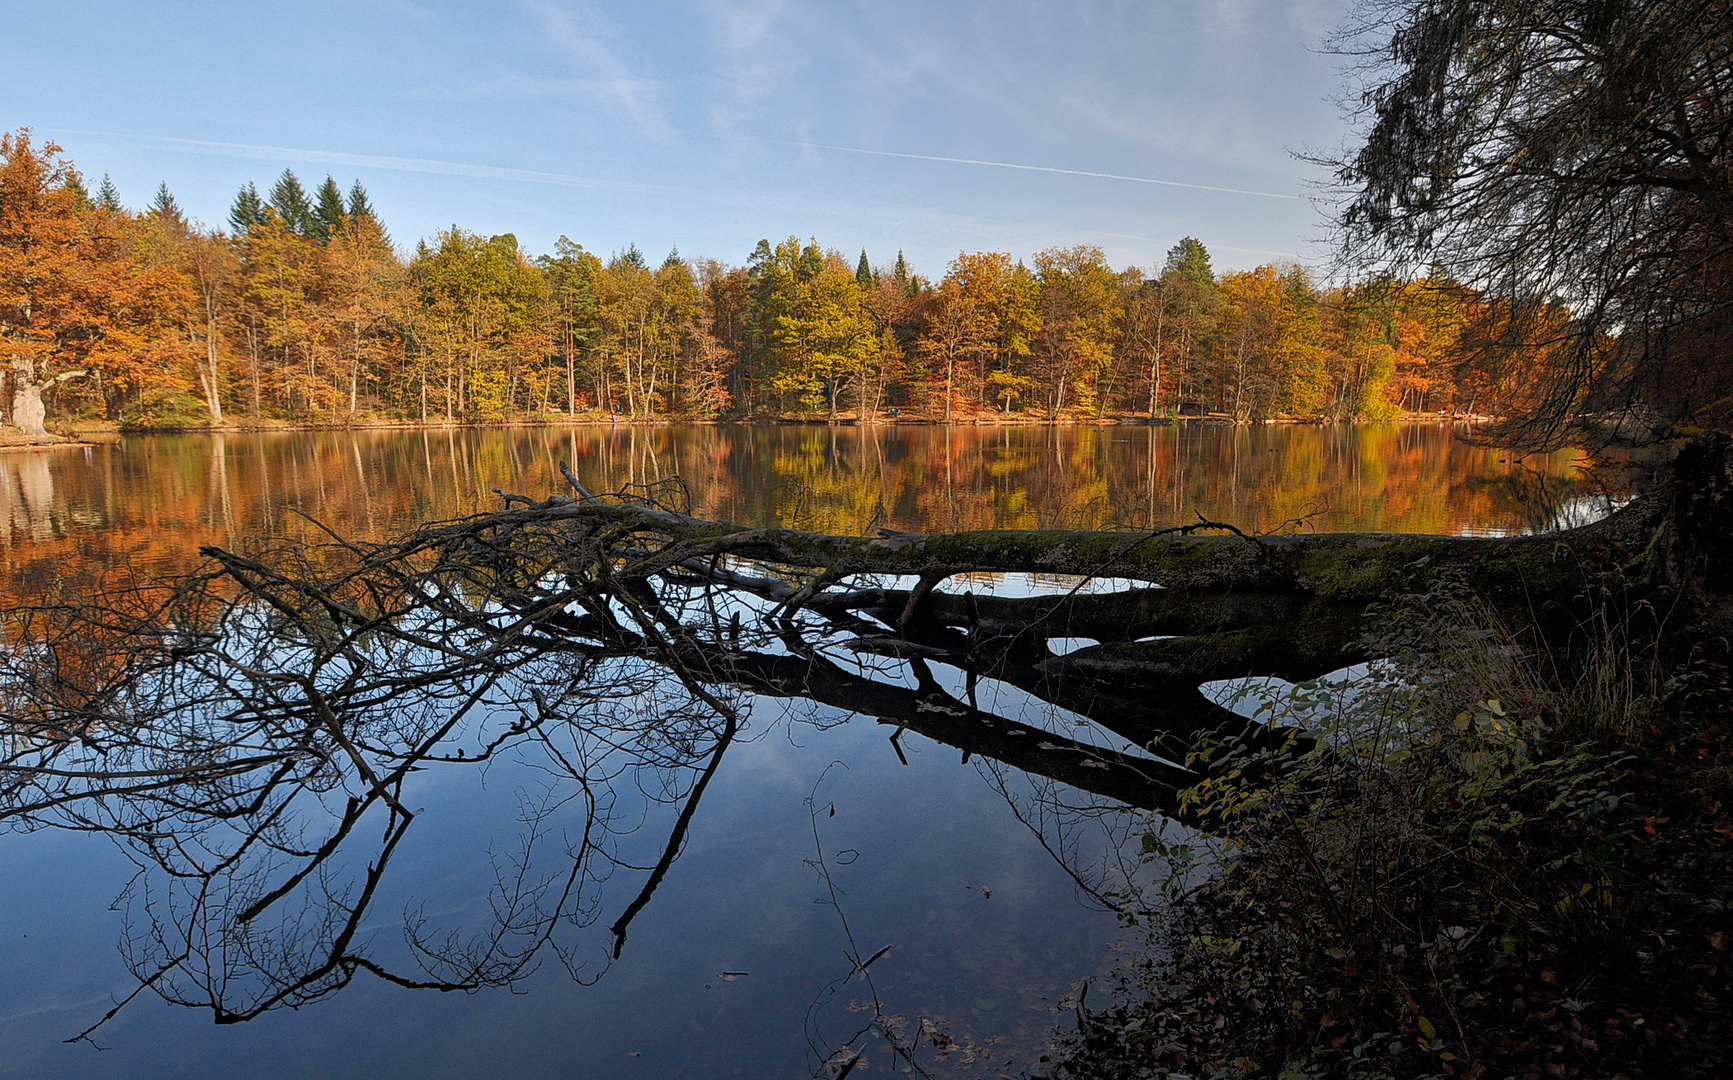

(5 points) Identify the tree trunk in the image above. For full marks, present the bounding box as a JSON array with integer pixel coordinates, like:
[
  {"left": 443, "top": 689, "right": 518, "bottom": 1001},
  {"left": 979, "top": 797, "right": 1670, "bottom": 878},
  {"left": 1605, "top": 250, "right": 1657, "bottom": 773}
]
[
  {"left": 8, "top": 357, "right": 86, "bottom": 437},
  {"left": 183, "top": 438, "right": 1730, "bottom": 825},
  {"left": 566, "top": 346, "right": 576, "bottom": 415},
  {"left": 248, "top": 319, "right": 262, "bottom": 423},
  {"left": 204, "top": 320, "right": 225, "bottom": 425},
  {"left": 12, "top": 370, "right": 47, "bottom": 437}
]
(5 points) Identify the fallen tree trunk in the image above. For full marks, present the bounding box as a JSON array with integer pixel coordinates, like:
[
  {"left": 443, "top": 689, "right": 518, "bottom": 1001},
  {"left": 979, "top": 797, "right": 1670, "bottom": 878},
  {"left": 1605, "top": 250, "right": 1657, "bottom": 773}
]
[
  {"left": 443, "top": 439, "right": 1693, "bottom": 761},
  {"left": 177, "top": 434, "right": 1727, "bottom": 813}
]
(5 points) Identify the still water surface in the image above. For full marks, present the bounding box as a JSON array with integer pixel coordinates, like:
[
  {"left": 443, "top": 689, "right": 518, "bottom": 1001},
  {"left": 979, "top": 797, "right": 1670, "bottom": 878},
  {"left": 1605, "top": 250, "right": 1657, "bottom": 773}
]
[
  {"left": 3, "top": 422, "right": 1605, "bottom": 581},
  {"left": 0, "top": 424, "right": 1614, "bottom": 1079}
]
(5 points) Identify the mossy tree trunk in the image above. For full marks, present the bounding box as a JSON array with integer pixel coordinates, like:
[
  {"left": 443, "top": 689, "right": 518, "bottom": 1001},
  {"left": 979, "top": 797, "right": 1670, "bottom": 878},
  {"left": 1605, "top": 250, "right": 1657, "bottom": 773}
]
[{"left": 445, "top": 439, "right": 1726, "bottom": 783}]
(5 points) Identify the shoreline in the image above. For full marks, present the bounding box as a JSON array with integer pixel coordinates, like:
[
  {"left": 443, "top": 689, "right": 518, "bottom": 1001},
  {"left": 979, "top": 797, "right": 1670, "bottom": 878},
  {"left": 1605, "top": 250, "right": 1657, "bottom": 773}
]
[
  {"left": 0, "top": 432, "right": 104, "bottom": 453},
  {"left": 40, "top": 414, "right": 1498, "bottom": 438}
]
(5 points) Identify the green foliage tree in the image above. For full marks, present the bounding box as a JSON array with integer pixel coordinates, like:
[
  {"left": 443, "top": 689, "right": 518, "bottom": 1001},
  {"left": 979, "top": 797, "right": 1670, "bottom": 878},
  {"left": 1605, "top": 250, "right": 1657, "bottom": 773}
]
[
  {"left": 228, "top": 182, "right": 265, "bottom": 237},
  {"left": 1165, "top": 236, "right": 1214, "bottom": 290},
  {"left": 346, "top": 180, "right": 375, "bottom": 225},
  {"left": 1157, "top": 238, "right": 1221, "bottom": 411},
  {"left": 772, "top": 255, "right": 877, "bottom": 419},
  {"left": 1032, "top": 245, "right": 1123, "bottom": 415},
  {"left": 539, "top": 237, "right": 602, "bottom": 415},
  {"left": 311, "top": 175, "right": 347, "bottom": 244},
  {"left": 242, "top": 212, "right": 321, "bottom": 415},
  {"left": 62, "top": 169, "right": 92, "bottom": 210},
  {"left": 149, "top": 182, "right": 183, "bottom": 223},
  {"left": 95, "top": 173, "right": 121, "bottom": 213},
  {"left": 892, "top": 250, "right": 919, "bottom": 297},
  {"left": 267, "top": 170, "right": 315, "bottom": 238},
  {"left": 413, "top": 229, "right": 548, "bottom": 420}
]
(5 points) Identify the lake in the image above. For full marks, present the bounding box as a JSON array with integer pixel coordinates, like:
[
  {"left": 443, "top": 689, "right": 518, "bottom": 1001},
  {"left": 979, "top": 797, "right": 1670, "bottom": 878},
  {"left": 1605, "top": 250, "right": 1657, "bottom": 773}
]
[{"left": 0, "top": 423, "right": 1615, "bottom": 1079}]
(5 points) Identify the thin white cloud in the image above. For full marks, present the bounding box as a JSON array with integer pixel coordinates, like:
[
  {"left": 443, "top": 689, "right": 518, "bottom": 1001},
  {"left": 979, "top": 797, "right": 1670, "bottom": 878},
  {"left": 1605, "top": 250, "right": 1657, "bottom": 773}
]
[
  {"left": 409, "top": 73, "right": 660, "bottom": 103},
  {"left": 522, "top": 0, "right": 673, "bottom": 141},
  {"left": 61, "top": 130, "right": 651, "bottom": 193},
  {"left": 774, "top": 141, "right": 1304, "bottom": 200},
  {"left": 699, "top": 0, "right": 797, "bottom": 131}
]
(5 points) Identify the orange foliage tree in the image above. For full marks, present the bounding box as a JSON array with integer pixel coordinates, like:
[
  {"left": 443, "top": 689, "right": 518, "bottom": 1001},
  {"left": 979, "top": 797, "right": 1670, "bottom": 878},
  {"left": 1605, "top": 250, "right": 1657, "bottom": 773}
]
[{"left": 0, "top": 132, "right": 134, "bottom": 434}]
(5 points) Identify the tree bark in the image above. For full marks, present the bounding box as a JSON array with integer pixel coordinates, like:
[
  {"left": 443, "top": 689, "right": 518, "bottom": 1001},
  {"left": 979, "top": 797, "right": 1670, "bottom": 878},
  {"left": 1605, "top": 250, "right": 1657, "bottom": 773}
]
[
  {"left": 10, "top": 358, "right": 88, "bottom": 437},
  {"left": 11, "top": 361, "right": 47, "bottom": 436}
]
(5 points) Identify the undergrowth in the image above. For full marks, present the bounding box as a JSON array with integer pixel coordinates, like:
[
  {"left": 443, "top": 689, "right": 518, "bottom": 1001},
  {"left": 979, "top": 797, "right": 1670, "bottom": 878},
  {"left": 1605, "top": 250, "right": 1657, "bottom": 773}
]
[{"left": 1045, "top": 577, "right": 1733, "bottom": 1079}]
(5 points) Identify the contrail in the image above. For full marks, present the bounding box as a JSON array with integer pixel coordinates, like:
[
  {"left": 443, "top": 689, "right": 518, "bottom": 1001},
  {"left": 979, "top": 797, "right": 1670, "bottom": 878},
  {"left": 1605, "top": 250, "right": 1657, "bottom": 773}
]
[
  {"left": 60, "top": 131, "right": 638, "bottom": 191},
  {"left": 65, "top": 129, "right": 1300, "bottom": 202},
  {"left": 784, "top": 141, "right": 1304, "bottom": 201}
]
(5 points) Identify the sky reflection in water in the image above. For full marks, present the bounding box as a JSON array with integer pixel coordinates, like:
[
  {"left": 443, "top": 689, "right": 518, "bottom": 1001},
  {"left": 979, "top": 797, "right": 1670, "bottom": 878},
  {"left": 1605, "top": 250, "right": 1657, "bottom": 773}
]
[
  {"left": 0, "top": 423, "right": 1617, "bottom": 1077},
  {"left": 0, "top": 698, "right": 1119, "bottom": 1077}
]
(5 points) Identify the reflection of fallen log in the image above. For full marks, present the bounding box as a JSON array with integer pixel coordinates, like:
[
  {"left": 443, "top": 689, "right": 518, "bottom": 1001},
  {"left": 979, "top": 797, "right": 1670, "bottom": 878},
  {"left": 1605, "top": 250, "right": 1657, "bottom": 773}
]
[
  {"left": 678, "top": 639, "right": 1194, "bottom": 814},
  {"left": 465, "top": 448, "right": 1674, "bottom": 768}
]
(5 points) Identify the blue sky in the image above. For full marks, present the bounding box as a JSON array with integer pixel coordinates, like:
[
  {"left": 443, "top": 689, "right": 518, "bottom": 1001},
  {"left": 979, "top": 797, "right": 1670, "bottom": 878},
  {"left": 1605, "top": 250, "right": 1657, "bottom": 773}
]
[{"left": 5, "top": 0, "right": 1352, "bottom": 275}]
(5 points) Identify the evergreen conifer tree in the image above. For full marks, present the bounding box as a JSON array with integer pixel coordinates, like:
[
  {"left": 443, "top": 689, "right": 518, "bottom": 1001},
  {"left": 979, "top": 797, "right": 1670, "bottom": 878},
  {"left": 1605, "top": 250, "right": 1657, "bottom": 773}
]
[
  {"left": 62, "top": 170, "right": 93, "bottom": 210},
  {"left": 346, "top": 180, "right": 375, "bottom": 224},
  {"left": 268, "top": 169, "right": 314, "bottom": 236},
  {"left": 856, "top": 249, "right": 874, "bottom": 288},
  {"left": 1164, "top": 237, "right": 1214, "bottom": 289},
  {"left": 661, "top": 246, "right": 685, "bottom": 269},
  {"left": 150, "top": 182, "right": 183, "bottom": 223},
  {"left": 894, "top": 251, "right": 918, "bottom": 297},
  {"left": 312, "top": 175, "right": 347, "bottom": 243},
  {"left": 229, "top": 182, "right": 265, "bottom": 236},
  {"left": 96, "top": 174, "right": 122, "bottom": 212}
]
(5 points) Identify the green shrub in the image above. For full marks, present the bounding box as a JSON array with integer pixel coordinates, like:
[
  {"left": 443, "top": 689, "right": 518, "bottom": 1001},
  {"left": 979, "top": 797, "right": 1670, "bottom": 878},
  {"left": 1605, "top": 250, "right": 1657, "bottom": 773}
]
[{"left": 119, "top": 388, "right": 212, "bottom": 429}]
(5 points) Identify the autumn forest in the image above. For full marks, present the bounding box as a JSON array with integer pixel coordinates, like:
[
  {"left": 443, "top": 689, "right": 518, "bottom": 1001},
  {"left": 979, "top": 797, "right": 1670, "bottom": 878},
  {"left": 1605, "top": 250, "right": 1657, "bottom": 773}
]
[{"left": 4, "top": 130, "right": 1553, "bottom": 433}]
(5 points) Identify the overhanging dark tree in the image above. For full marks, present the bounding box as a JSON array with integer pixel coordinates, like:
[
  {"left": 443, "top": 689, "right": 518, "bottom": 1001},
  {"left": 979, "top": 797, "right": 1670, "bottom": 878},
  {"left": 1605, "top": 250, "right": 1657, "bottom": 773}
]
[{"left": 1328, "top": 0, "right": 1733, "bottom": 444}]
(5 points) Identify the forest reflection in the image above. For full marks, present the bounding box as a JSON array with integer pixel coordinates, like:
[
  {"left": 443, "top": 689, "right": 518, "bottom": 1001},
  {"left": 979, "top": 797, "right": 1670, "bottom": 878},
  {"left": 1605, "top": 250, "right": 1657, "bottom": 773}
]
[{"left": 2, "top": 422, "right": 1611, "bottom": 589}]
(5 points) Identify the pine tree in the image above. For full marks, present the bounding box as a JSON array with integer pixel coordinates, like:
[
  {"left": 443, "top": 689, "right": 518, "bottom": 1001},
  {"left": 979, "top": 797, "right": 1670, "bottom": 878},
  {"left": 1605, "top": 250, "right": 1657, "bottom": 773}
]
[
  {"left": 150, "top": 182, "right": 183, "bottom": 223},
  {"left": 312, "top": 175, "right": 346, "bottom": 243},
  {"left": 62, "top": 170, "right": 92, "bottom": 210},
  {"left": 346, "top": 180, "right": 375, "bottom": 223},
  {"left": 856, "top": 249, "right": 874, "bottom": 289},
  {"left": 894, "top": 251, "right": 918, "bottom": 297},
  {"left": 661, "top": 246, "right": 685, "bottom": 270},
  {"left": 1164, "top": 237, "right": 1214, "bottom": 289},
  {"left": 268, "top": 169, "right": 314, "bottom": 236},
  {"left": 96, "top": 174, "right": 122, "bottom": 212},
  {"left": 229, "top": 182, "right": 265, "bottom": 236}
]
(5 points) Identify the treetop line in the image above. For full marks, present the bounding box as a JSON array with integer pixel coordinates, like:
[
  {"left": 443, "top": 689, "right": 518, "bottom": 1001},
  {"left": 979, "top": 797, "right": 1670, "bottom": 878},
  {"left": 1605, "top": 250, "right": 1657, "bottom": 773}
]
[{"left": 6, "top": 131, "right": 1574, "bottom": 437}]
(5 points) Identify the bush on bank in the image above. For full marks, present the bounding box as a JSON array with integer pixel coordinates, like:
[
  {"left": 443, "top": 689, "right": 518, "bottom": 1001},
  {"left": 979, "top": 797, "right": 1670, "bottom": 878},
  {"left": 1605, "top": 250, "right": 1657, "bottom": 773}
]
[{"left": 1045, "top": 578, "right": 1733, "bottom": 1080}]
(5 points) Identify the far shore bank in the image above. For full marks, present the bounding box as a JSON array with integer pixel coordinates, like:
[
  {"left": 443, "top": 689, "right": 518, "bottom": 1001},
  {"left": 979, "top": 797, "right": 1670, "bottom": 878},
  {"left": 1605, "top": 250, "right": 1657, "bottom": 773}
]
[
  {"left": 34, "top": 412, "right": 1498, "bottom": 440},
  {"left": 0, "top": 431, "right": 106, "bottom": 453}
]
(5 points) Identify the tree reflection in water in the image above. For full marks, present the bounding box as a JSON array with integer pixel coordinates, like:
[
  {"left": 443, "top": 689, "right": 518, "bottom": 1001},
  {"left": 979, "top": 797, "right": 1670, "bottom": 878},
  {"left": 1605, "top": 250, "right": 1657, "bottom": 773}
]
[{"left": 0, "top": 473, "right": 1190, "bottom": 1051}]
